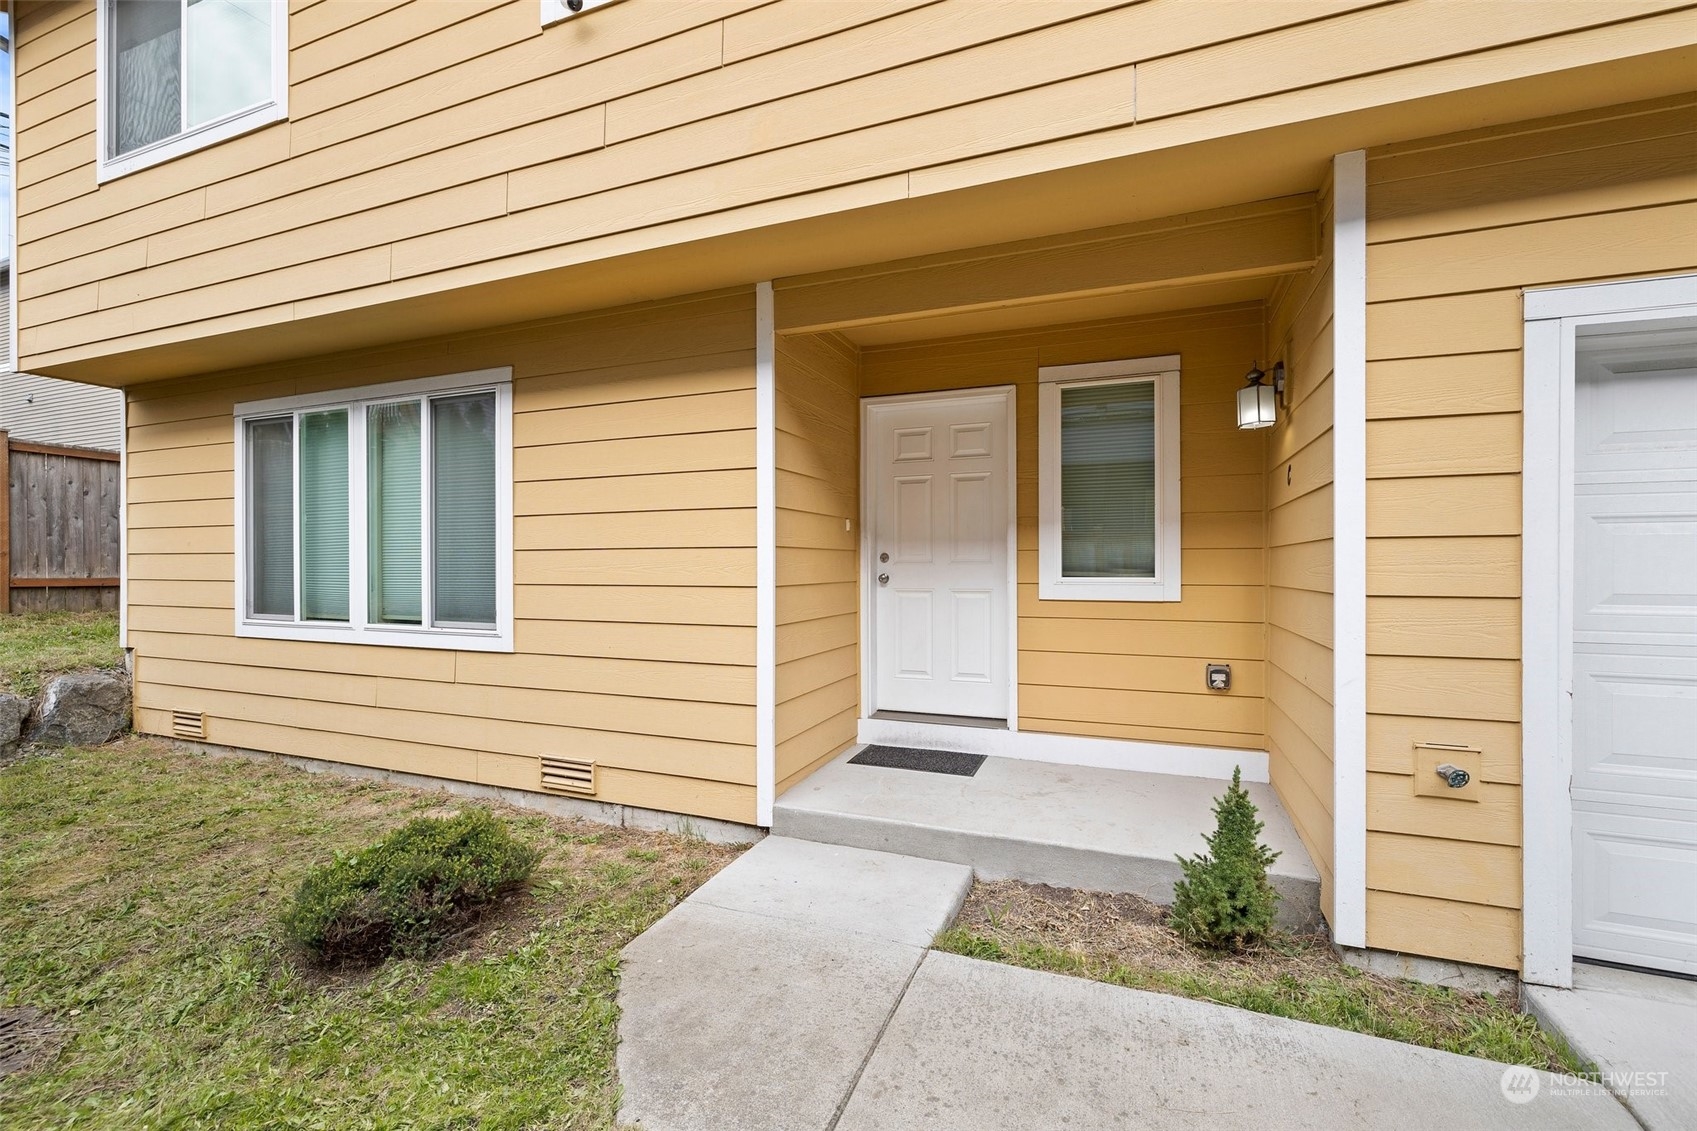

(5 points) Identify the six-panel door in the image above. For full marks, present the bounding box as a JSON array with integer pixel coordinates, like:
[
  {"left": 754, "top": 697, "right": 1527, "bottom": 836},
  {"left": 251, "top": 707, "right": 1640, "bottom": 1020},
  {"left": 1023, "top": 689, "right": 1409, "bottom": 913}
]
[{"left": 868, "top": 393, "right": 1011, "bottom": 720}]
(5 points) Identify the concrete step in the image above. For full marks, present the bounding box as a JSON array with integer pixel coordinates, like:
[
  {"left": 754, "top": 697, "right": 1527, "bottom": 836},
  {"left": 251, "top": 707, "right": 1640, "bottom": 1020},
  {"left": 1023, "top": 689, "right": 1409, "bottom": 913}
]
[{"left": 772, "top": 749, "right": 1323, "bottom": 933}]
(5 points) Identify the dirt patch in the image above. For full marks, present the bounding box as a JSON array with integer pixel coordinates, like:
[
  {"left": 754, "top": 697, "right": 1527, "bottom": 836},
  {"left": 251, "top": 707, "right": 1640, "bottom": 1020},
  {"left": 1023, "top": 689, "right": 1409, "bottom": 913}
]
[
  {"left": 956, "top": 879, "right": 1341, "bottom": 980},
  {"left": 945, "top": 879, "right": 1585, "bottom": 1072},
  {"left": 0, "top": 1008, "right": 68, "bottom": 1080}
]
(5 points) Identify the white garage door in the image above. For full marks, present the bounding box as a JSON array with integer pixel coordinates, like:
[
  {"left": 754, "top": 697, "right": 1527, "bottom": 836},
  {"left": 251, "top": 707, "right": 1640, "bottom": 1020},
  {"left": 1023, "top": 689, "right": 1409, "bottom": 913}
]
[{"left": 1572, "top": 319, "right": 1697, "bottom": 975}]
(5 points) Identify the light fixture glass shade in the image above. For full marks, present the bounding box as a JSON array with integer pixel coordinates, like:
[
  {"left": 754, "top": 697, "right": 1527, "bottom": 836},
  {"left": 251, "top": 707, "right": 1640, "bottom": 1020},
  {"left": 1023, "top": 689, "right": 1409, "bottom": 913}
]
[{"left": 1237, "top": 382, "right": 1277, "bottom": 429}]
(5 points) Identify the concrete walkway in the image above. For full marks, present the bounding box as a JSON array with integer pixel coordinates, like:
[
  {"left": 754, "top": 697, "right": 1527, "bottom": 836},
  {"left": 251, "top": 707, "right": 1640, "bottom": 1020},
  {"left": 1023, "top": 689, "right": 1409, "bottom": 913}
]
[
  {"left": 617, "top": 837, "right": 1638, "bottom": 1131},
  {"left": 1525, "top": 963, "right": 1697, "bottom": 1131}
]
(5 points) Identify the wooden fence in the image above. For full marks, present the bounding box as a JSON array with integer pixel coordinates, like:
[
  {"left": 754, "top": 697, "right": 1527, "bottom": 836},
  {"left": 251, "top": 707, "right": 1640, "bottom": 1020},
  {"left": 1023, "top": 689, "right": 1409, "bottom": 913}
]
[{"left": 0, "top": 431, "right": 122, "bottom": 612}]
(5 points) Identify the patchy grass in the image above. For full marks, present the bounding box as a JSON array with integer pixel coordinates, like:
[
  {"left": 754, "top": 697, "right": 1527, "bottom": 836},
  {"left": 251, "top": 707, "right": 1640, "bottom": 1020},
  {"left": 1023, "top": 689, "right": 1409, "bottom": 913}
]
[
  {"left": 936, "top": 879, "right": 1587, "bottom": 1073},
  {"left": 0, "top": 739, "right": 745, "bottom": 1130},
  {"left": 0, "top": 610, "right": 123, "bottom": 698}
]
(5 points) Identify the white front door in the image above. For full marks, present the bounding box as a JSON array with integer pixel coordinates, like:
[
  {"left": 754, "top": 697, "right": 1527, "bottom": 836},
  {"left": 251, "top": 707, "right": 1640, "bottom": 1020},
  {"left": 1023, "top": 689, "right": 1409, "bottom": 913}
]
[
  {"left": 1572, "top": 319, "right": 1697, "bottom": 975},
  {"left": 866, "top": 391, "right": 1011, "bottom": 720}
]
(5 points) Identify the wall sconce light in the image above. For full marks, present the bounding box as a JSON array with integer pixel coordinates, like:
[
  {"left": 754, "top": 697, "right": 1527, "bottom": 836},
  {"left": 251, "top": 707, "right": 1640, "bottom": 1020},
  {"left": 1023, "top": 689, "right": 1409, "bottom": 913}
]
[{"left": 1236, "top": 361, "right": 1286, "bottom": 430}]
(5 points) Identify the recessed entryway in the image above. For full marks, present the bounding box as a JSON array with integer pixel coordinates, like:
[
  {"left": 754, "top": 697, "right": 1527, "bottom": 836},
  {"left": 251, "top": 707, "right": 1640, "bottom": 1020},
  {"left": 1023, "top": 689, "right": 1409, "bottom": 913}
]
[{"left": 861, "top": 388, "right": 1016, "bottom": 723}]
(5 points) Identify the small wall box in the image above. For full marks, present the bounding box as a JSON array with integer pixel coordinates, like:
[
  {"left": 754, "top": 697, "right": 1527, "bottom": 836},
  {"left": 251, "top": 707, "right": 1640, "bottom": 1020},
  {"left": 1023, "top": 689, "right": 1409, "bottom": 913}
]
[{"left": 1412, "top": 742, "right": 1482, "bottom": 802}]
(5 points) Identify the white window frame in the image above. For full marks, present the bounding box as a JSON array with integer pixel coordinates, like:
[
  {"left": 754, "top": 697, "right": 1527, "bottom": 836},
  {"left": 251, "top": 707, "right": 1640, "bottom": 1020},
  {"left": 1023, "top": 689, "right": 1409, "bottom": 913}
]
[
  {"left": 95, "top": 0, "right": 289, "bottom": 183},
  {"left": 233, "top": 367, "right": 515, "bottom": 653},
  {"left": 540, "top": 0, "right": 623, "bottom": 27},
  {"left": 1038, "top": 355, "right": 1182, "bottom": 602}
]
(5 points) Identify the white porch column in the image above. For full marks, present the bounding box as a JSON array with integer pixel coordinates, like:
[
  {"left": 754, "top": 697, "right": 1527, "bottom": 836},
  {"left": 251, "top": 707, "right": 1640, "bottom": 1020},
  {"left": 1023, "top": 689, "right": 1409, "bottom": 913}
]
[
  {"left": 755, "top": 281, "right": 777, "bottom": 827},
  {"left": 1332, "top": 150, "right": 1369, "bottom": 950}
]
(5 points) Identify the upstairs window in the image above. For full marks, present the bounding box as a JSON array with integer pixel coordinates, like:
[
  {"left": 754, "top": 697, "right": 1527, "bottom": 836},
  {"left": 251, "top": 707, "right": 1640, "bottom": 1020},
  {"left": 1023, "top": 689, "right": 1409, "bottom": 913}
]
[
  {"left": 235, "top": 370, "right": 514, "bottom": 651},
  {"left": 1037, "top": 356, "right": 1183, "bottom": 602},
  {"left": 99, "top": 0, "right": 287, "bottom": 180}
]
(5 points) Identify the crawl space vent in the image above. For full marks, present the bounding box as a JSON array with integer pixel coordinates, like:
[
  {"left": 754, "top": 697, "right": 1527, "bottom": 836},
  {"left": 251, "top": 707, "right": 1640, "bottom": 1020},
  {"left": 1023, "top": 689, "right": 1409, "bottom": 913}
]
[
  {"left": 540, "top": 755, "right": 596, "bottom": 797},
  {"left": 171, "top": 710, "right": 206, "bottom": 740}
]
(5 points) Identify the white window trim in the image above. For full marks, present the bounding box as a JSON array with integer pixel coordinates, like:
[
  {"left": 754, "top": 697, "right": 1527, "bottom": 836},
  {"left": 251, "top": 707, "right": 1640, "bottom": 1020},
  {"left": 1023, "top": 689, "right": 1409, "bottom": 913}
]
[
  {"left": 232, "top": 367, "right": 515, "bottom": 653},
  {"left": 540, "top": 0, "right": 623, "bottom": 27},
  {"left": 95, "top": 0, "right": 289, "bottom": 183},
  {"left": 1037, "top": 355, "right": 1182, "bottom": 602}
]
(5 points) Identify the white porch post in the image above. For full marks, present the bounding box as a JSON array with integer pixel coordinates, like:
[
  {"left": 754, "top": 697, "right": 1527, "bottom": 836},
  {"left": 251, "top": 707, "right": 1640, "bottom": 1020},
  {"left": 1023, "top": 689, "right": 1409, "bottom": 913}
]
[
  {"left": 1332, "top": 150, "right": 1369, "bottom": 950},
  {"left": 755, "top": 281, "right": 777, "bottom": 827}
]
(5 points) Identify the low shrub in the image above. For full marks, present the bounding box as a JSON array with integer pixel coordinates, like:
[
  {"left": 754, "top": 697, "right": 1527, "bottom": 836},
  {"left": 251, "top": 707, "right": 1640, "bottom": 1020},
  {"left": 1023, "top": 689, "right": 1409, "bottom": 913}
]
[
  {"left": 1168, "top": 766, "right": 1281, "bottom": 950},
  {"left": 283, "top": 808, "right": 540, "bottom": 964}
]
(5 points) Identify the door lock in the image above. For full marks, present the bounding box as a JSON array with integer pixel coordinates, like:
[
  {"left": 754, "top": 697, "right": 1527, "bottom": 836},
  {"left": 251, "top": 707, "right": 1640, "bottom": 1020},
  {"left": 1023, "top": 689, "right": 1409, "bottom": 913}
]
[
  {"left": 879, "top": 552, "right": 890, "bottom": 563},
  {"left": 878, "top": 573, "right": 890, "bottom": 585}
]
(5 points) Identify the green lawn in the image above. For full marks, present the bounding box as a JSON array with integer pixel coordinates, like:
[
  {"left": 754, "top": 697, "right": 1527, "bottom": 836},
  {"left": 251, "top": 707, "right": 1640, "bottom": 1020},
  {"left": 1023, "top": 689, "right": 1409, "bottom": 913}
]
[
  {"left": 0, "top": 610, "right": 123, "bottom": 698},
  {"left": 0, "top": 740, "right": 742, "bottom": 1130}
]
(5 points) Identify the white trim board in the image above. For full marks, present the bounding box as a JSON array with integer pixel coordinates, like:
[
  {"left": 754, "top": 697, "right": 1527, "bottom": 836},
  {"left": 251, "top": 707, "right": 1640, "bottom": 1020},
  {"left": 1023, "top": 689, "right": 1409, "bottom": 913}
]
[
  {"left": 856, "top": 716, "right": 1268, "bottom": 782},
  {"left": 754, "top": 281, "right": 777, "bottom": 828},
  {"left": 5, "top": 0, "right": 17, "bottom": 376},
  {"left": 859, "top": 386, "right": 1020, "bottom": 729},
  {"left": 1520, "top": 272, "right": 1697, "bottom": 988},
  {"left": 118, "top": 390, "right": 129, "bottom": 651},
  {"left": 1330, "top": 149, "right": 1369, "bottom": 952}
]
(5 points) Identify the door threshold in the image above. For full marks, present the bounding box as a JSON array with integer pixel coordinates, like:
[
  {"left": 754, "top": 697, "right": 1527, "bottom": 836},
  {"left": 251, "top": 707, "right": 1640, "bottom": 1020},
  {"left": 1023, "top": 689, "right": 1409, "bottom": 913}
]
[
  {"left": 869, "top": 710, "right": 1008, "bottom": 731},
  {"left": 1576, "top": 957, "right": 1697, "bottom": 983}
]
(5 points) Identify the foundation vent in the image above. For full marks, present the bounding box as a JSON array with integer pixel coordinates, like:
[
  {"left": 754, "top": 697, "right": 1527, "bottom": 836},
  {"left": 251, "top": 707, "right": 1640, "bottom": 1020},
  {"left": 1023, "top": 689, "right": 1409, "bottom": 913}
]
[
  {"left": 171, "top": 711, "right": 207, "bottom": 740},
  {"left": 540, "top": 755, "right": 596, "bottom": 797}
]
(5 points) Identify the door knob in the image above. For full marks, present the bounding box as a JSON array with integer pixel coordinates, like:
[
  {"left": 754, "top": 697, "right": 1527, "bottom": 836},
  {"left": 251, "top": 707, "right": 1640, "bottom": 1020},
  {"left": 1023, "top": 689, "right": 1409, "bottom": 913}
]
[{"left": 878, "top": 573, "right": 890, "bottom": 585}]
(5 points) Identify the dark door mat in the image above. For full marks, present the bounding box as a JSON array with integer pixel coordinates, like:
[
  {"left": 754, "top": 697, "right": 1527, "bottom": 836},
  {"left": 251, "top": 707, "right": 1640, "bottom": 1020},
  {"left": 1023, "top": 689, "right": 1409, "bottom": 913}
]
[{"left": 849, "top": 745, "right": 986, "bottom": 777}]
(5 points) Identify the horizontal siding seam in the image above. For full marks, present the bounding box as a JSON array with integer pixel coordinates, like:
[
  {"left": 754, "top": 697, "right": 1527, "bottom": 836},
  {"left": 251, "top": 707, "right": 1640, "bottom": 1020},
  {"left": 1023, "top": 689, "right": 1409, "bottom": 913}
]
[{"left": 1366, "top": 193, "right": 1697, "bottom": 249}]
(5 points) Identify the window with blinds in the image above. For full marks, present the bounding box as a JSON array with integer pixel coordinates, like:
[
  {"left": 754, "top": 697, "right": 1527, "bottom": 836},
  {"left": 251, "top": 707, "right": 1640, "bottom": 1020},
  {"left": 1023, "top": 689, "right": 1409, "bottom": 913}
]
[
  {"left": 1059, "top": 381, "right": 1157, "bottom": 579},
  {"left": 233, "top": 371, "right": 511, "bottom": 649},
  {"left": 1037, "top": 358, "right": 1183, "bottom": 602},
  {"left": 101, "top": 0, "right": 288, "bottom": 181}
]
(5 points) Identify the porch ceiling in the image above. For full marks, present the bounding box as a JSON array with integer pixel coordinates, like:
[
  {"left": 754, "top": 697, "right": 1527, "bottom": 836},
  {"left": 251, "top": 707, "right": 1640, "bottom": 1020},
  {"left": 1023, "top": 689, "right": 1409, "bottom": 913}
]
[
  {"left": 771, "top": 195, "right": 1317, "bottom": 344},
  {"left": 833, "top": 276, "right": 1283, "bottom": 348}
]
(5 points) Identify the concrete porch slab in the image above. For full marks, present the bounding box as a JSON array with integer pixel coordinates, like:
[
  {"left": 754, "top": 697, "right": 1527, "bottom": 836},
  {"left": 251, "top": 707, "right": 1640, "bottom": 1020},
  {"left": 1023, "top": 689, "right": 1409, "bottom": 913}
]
[
  {"left": 684, "top": 835, "right": 974, "bottom": 948},
  {"left": 1523, "top": 964, "right": 1697, "bottom": 1131},
  {"left": 835, "top": 951, "right": 1641, "bottom": 1131},
  {"left": 772, "top": 749, "right": 1321, "bottom": 931}
]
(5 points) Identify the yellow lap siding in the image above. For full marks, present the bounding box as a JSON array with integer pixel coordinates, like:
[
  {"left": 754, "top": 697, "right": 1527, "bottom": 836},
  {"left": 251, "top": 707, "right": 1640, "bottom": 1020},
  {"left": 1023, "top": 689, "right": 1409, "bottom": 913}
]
[
  {"left": 23, "top": 1, "right": 1693, "bottom": 373},
  {"left": 773, "top": 331, "right": 861, "bottom": 790},
  {"left": 1264, "top": 182, "right": 1337, "bottom": 923},
  {"left": 1361, "top": 93, "right": 1697, "bottom": 970},
  {"left": 125, "top": 290, "right": 760, "bottom": 824}
]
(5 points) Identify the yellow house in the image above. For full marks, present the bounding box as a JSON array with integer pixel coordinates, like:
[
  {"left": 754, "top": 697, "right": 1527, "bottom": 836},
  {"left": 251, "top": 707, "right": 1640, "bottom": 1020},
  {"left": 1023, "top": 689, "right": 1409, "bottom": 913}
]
[{"left": 13, "top": 0, "right": 1696, "bottom": 987}]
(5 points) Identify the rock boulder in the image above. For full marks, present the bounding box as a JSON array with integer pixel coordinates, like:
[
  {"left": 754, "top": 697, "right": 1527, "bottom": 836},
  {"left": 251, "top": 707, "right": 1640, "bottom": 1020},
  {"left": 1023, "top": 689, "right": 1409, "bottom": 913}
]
[
  {"left": 27, "top": 670, "right": 131, "bottom": 747},
  {"left": 0, "top": 693, "right": 29, "bottom": 757}
]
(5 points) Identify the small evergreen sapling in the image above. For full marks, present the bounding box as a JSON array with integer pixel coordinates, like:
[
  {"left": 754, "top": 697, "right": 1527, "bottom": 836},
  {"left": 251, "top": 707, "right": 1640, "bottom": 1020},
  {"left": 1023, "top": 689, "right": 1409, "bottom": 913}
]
[{"left": 1168, "top": 767, "right": 1282, "bottom": 949}]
